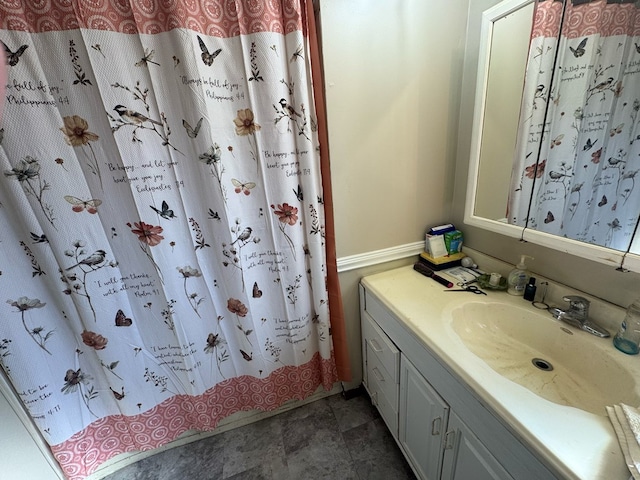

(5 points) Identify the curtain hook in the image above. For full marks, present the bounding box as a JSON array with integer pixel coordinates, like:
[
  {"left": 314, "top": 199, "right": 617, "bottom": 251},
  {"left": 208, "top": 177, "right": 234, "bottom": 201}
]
[
  {"left": 617, "top": 254, "right": 630, "bottom": 273},
  {"left": 519, "top": 226, "right": 527, "bottom": 243},
  {"left": 618, "top": 214, "right": 640, "bottom": 272}
]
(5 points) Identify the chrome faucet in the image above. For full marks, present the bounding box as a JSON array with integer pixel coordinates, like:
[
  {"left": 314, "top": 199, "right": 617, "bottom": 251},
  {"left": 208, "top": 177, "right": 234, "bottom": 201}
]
[{"left": 550, "top": 295, "right": 610, "bottom": 337}]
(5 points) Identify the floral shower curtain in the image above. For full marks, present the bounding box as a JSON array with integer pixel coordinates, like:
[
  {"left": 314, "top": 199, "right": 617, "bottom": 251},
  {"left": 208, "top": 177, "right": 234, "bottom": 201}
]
[
  {"left": 508, "top": 0, "right": 640, "bottom": 250},
  {"left": 0, "top": 1, "right": 344, "bottom": 478}
]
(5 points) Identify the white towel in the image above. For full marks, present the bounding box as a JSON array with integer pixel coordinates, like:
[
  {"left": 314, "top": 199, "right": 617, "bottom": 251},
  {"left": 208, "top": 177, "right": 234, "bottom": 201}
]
[{"left": 607, "top": 404, "right": 640, "bottom": 479}]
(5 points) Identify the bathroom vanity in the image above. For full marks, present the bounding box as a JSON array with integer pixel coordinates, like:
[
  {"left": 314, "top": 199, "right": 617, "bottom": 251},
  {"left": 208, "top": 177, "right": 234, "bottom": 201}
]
[{"left": 360, "top": 265, "right": 632, "bottom": 480}]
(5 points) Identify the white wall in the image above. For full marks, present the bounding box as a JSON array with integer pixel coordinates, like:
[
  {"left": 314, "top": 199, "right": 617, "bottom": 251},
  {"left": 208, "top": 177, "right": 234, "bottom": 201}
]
[
  {"left": 321, "top": 0, "right": 469, "bottom": 257},
  {"left": 319, "top": 0, "right": 471, "bottom": 387}
]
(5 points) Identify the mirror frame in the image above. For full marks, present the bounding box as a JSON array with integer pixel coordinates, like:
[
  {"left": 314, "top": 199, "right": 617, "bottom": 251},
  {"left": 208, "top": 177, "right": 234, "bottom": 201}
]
[{"left": 464, "top": 0, "right": 640, "bottom": 273}]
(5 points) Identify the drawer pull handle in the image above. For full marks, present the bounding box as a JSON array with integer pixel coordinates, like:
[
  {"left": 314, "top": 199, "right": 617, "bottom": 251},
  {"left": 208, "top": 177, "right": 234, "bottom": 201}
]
[
  {"left": 371, "top": 391, "right": 378, "bottom": 406},
  {"left": 431, "top": 416, "right": 442, "bottom": 436},
  {"left": 372, "top": 367, "right": 385, "bottom": 382},
  {"left": 368, "top": 338, "right": 384, "bottom": 353},
  {"left": 444, "top": 430, "right": 456, "bottom": 450}
]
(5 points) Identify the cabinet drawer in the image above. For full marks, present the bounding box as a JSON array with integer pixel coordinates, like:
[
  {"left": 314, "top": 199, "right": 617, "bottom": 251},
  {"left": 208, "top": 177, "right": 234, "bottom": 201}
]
[
  {"left": 367, "top": 362, "right": 399, "bottom": 437},
  {"left": 367, "top": 343, "right": 399, "bottom": 408},
  {"left": 362, "top": 310, "right": 400, "bottom": 383}
]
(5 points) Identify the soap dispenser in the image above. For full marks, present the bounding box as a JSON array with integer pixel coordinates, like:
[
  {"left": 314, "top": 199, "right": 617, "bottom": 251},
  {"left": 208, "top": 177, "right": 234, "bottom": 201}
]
[{"left": 507, "top": 255, "right": 532, "bottom": 296}]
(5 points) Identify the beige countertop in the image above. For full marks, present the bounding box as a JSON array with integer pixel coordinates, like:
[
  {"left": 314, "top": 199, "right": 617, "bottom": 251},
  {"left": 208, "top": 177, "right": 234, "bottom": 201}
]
[{"left": 361, "top": 265, "right": 634, "bottom": 480}]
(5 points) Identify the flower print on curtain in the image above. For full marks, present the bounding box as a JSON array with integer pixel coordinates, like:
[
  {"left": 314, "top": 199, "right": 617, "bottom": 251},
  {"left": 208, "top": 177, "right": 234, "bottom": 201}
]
[
  {"left": 60, "top": 115, "right": 103, "bottom": 189},
  {"left": 0, "top": 1, "right": 343, "bottom": 479},
  {"left": 508, "top": 0, "right": 640, "bottom": 250}
]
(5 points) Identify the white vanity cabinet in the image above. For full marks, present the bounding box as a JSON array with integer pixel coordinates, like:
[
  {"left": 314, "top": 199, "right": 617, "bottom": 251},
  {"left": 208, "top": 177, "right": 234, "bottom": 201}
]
[
  {"left": 399, "top": 353, "right": 512, "bottom": 480},
  {"left": 359, "top": 280, "right": 558, "bottom": 480}
]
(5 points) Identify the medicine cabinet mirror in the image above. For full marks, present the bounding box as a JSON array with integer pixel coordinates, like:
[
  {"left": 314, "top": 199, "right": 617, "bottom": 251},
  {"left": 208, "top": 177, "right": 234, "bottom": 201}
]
[{"left": 465, "top": 0, "right": 640, "bottom": 273}]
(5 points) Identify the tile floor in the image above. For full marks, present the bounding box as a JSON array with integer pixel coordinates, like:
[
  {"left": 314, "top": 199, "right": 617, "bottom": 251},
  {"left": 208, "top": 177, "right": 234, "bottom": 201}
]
[{"left": 102, "top": 390, "right": 416, "bottom": 480}]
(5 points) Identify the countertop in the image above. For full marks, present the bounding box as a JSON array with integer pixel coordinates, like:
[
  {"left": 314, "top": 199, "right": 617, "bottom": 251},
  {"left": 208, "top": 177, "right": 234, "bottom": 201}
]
[{"left": 361, "top": 265, "right": 633, "bottom": 480}]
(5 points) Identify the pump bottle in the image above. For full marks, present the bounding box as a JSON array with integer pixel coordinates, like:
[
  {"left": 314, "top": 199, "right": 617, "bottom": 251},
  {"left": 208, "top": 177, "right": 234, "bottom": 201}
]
[{"left": 507, "top": 255, "right": 532, "bottom": 296}]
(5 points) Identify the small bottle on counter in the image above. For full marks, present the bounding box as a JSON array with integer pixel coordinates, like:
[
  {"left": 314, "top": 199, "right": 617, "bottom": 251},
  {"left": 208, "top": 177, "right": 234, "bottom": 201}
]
[
  {"left": 613, "top": 299, "right": 640, "bottom": 355},
  {"left": 523, "top": 277, "right": 537, "bottom": 301}
]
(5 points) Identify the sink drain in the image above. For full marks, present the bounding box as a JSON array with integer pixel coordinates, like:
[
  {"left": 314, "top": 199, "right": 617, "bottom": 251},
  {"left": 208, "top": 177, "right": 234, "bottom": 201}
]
[{"left": 531, "top": 358, "right": 554, "bottom": 371}]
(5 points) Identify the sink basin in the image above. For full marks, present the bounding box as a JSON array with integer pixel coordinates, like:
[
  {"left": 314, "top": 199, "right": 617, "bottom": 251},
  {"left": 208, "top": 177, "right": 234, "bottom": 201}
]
[{"left": 448, "top": 302, "right": 640, "bottom": 415}]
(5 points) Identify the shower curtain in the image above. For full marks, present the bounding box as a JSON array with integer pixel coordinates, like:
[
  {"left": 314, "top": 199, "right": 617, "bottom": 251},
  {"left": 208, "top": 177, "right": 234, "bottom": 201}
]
[
  {"left": 508, "top": 0, "right": 640, "bottom": 250},
  {"left": 0, "top": 1, "right": 346, "bottom": 478}
]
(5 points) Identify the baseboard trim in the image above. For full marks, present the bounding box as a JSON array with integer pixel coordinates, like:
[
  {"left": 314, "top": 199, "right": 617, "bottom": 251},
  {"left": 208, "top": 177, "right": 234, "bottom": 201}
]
[{"left": 336, "top": 241, "right": 423, "bottom": 273}]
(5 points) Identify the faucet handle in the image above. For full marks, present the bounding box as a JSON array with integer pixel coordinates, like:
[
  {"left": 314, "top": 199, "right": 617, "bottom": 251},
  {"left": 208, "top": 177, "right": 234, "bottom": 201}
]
[{"left": 562, "top": 295, "right": 590, "bottom": 313}]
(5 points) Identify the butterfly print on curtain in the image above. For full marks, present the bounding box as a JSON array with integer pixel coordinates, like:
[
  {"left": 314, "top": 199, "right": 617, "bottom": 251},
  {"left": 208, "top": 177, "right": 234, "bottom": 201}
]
[{"left": 0, "top": 4, "right": 339, "bottom": 479}]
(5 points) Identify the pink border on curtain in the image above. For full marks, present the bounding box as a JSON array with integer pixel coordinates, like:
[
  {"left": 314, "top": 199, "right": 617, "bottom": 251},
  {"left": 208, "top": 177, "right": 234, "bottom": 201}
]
[
  {"left": 51, "top": 353, "right": 336, "bottom": 480},
  {"left": 532, "top": 0, "right": 640, "bottom": 40},
  {"left": 531, "top": 1, "right": 565, "bottom": 39},
  {"left": 0, "top": 0, "right": 306, "bottom": 36}
]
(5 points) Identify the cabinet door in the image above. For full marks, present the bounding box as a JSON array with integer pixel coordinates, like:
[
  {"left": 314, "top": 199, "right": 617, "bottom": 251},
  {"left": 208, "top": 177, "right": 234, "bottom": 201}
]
[
  {"left": 441, "top": 411, "right": 513, "bottom": 480},
  {"left": 399, "top": 355, "right": 449, "bottom": 480}
]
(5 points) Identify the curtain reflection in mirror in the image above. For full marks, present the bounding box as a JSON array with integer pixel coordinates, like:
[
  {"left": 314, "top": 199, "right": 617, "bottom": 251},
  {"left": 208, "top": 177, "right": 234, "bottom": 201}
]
[{"left": 508, "top": 0, "right": 640, "bottom": 252}]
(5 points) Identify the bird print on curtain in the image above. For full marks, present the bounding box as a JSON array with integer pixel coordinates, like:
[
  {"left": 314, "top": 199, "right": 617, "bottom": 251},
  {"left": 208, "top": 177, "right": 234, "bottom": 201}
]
[
  {"left": 0, "top": 2, "right": 338, "bottom": 479},
  {"left": 508, "top": 0, "right": 640, "bottom": 251}
]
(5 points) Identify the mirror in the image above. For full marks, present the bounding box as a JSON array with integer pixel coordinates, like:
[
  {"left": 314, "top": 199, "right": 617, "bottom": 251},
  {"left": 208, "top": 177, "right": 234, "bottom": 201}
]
[
  {"left": 473, "top": 0, "right": 534, "bottom": 221},
  {"left": 465, "top": 0, "right": 640, "bottom": 273}
]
